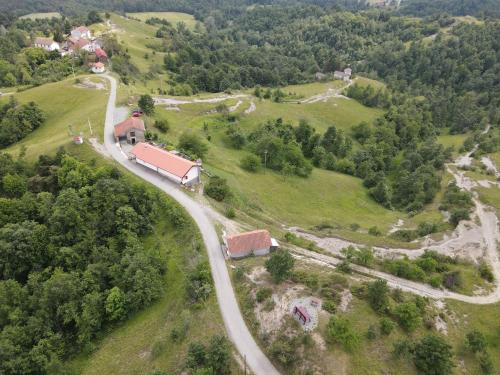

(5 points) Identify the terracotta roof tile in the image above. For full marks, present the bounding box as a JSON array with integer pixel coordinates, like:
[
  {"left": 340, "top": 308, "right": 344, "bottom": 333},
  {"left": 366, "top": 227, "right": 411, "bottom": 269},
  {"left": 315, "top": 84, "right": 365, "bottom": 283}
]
[
  {"left": 130, "top": 142, "right": 196, "bottom": 178},
  {"left": 226, "top": 230, "right": 272, "bottom": 255},
  {"left": 113, "top": 117, "right": 145, "bottom": 137}
]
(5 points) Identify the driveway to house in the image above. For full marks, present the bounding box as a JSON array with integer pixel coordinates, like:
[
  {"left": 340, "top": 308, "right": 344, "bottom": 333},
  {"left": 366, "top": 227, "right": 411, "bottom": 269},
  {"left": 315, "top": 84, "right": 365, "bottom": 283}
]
[{"left": 101, "top": 75, "right": 279, "bottom": 375}]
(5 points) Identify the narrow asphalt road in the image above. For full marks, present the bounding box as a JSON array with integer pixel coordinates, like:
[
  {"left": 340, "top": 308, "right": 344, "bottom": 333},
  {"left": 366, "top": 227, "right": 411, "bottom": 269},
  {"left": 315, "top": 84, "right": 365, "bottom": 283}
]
[{"left": 101, "top": 75, "right": 279, "bottom": 375}]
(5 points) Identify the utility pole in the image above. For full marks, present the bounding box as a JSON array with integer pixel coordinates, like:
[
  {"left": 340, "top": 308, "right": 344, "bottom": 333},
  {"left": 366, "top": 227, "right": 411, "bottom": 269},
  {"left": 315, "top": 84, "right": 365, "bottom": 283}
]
[
  {"left": 264, "top": 149, "right": 268, "bottom": 171},
  {"left": 87, "top": 118, "right": 93, "bottom": 135}
]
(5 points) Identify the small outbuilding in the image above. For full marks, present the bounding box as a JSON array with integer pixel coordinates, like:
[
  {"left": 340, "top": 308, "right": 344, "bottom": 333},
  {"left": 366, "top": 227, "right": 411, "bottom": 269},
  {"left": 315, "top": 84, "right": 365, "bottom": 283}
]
[
  {"left": 91, "top": 62, "right": 106, "bottom": 74},
  {"left": 113, "top": 117, "right": 145, "bottom": 144},
  {"left": 130, "top": 142, "right": 201, "bottom": 186},
  {"left": 223, "top": 229, "right": 279, "bottom": 259}
]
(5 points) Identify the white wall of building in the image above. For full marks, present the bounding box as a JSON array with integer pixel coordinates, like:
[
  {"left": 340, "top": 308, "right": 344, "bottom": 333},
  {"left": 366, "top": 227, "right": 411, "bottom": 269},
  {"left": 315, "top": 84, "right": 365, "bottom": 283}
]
[
  {"left": 183, "top": 166, "right": 200, "bottom": 186},
  {"left": 157, "top": 167, "right": 183, "bottom": 184}
]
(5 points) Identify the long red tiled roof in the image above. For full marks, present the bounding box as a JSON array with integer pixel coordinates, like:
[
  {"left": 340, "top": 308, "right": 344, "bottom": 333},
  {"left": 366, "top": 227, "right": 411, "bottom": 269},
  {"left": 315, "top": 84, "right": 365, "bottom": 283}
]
[
  {"left": 95, "top": 47, "right": 108, "bottom": 58},
  {"left": 113, "top": 117, "right": 145, "bottom": 137},
  {"left": 226, "top": 230, "right": 272, "bottom": 255},
  {"left": 130, "top": 142, "right": 196, "bottom": 178}
]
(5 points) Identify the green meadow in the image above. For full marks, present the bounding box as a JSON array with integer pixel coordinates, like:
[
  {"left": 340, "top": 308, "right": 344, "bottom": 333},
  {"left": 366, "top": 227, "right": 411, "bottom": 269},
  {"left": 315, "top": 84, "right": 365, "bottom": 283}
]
[
  {"left": 127, "top": 11, "right": 199, "bottom": 30},
  {"left": 3, "top": 75, "right": 108, "bottom": 161},
  {"left": 19, "top": 12, "right": 61, "bottom": 20}
]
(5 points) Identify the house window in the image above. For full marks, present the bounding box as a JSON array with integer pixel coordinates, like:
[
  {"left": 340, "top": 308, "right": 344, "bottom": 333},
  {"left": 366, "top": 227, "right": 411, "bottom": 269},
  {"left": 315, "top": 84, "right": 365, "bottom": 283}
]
[{"left": 130, "top": 131, "right": 135, "bottom": 137}]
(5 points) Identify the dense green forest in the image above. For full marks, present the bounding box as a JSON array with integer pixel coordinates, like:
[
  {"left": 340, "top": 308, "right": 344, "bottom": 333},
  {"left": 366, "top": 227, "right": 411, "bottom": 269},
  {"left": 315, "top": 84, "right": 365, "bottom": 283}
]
[
  {"left": 400, "top": 0, "right": 500, "bottom": 17},
  {"left": 0, "top": 151, "right": 212, "bottom": 374}
]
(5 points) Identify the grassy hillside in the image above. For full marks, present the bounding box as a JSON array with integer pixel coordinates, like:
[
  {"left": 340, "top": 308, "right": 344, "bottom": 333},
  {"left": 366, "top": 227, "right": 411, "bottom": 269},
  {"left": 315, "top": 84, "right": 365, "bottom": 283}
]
[
  {"left": 148, "top": 89, "right": 416, "bottom": 240},
  {"left": 127, "top": 11, "right": 199, "bottom": 30},
  {"left": 19, "top": 12, "right": 61, "bottom": 19},
  {"left": 3, "top": 75, "right": 108, "bottom": 161}
]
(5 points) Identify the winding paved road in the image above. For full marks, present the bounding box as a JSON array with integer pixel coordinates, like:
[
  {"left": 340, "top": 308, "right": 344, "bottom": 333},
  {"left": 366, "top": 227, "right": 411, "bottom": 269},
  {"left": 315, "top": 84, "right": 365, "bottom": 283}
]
[{"left": 101, "top": 75, "right": 279, "bottom": 375}]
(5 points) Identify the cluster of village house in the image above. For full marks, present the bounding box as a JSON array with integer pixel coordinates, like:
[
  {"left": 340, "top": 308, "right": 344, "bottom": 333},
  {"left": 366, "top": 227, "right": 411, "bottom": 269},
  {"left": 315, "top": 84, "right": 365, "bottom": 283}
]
[{"left": 33, "top": 26, "right": 107, "bottom": 73}]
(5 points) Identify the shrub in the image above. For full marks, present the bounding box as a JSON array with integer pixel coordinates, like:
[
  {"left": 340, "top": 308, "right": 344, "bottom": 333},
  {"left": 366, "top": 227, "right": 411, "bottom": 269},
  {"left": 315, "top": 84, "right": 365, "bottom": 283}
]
[
  {"left": 450, "top": 208, "right": 470, "bottom": 226},
  {"left": 138, "top": 94, "right": 155, "bottom": 115},
  {"left": 429, "top": 274, "right": 443, "bottom": 288},
  {"left": 413, "top": 335, "right": 454, "bottom": 375},
  {"left": 368, "top": 226, "right": 381, "bottom": 236},
  {"left": 394, "top": 302, "right": 422, "bottom": 332},
  {"left": 442, "top": 271, "right": 462, "bottom": 290},
  {"left": 417, "top": 221, "right": 438, "bottom": 236},
  {"left": 466, "top": 330, "right": 487, "bottom": 354},
  {"left": 240, "top": 154, "right": 261, "bottom": 172},
  {"left": 367, "top": 279, "right": 389, "bottom": 313},
  {"left": 154, "top": 119, "right": 170, "bottom": 133},
  {"left": 322, "top": 300, "right": 336, "bottom": 314},
  {"left": 479, "top": 261, "right": 494, "bottom": 282},
  {"left": 265, "top": 249, "right": 295, "bottom": 283},
  {"left": 380, "top": 318, "right": 395, "bottom": 335},
  {"left": 350, "top": 223, "right": 360, "bottom": 231},
  {"left": 325, "top": 316, "right": 360, "bottom": 351},
  {"left": 205, "top": 176, "right": 231, "bottom": 202},
  {"left": 178, "top": 132, "right": 208, "bottom": 159},
  {"left": 479, "top": 352, "right": 494, "bottom": 374},
  {"left": 256, "top": 288, "right": 272, "bottom": 303},
  {"left": 367, "top": 325, "right": 377, "bottom": 340}
]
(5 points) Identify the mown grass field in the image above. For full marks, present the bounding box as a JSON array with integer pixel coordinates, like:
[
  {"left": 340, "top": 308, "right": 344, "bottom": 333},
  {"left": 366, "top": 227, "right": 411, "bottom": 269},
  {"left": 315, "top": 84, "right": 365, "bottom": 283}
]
[
  {"left": 3, "top": 75, "right": 108, "bottom": 161},
  {"left": 19, "top": 12, "right": 61, "bottom": 19},
  {"left": 127, "top": 11, "right": 199, "bottom": 30}
]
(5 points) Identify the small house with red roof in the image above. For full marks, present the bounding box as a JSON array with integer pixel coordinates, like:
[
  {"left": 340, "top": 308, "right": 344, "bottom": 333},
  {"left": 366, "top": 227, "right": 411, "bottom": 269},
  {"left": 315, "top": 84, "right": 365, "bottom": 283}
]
[
  {"left": 91, "top": 62, "right": 105, "bottom": 74},
  {"left": 223, "top": 229, "right": 279, "bottom": 259},
  {"left": 113, "top": 117, "right": 145, "bottom": 145},
  {"left": 94, "top": 47, "right": 108, "bottom": 62},
  {"left": 130, "top": 142, "right": 201, "bottom": 186}
]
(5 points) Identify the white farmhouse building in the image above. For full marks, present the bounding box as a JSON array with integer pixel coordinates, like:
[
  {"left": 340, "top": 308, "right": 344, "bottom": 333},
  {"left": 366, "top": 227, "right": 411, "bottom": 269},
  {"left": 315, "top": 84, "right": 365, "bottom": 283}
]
[
  {"left": 223, "top": 229, "right": 279, "bottom": 259},
  {"left": 130, "top": 142, "right": 201, "bottom": 186},
  {"left": 71, "top": 26, "right": 91, "bottom": 40},
  {"left": 33, "top": 37, "right": 60, "bottom": 51}
]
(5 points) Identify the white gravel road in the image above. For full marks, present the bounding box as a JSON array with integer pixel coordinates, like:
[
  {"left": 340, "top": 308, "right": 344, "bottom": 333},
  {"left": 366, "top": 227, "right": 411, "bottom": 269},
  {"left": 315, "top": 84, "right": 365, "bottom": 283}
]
[{"left": 101, "top": 75, "right": 279, "bottom": 375}]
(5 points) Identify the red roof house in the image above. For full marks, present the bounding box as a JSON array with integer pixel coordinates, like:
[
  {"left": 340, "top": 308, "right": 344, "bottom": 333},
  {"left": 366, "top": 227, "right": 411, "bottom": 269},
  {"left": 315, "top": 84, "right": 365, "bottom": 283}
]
[
  {"left": 95, "top": 47, "right": 108, "bottom": 62},
  {"left": 114, "top": 117, "right": 145, "bottom": 144},
  {"left": 130, "top": 142, "right": 201, "bottom": 186},
  {"left": 224, "top": 229, "right": 279, "bottom": 258}
]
